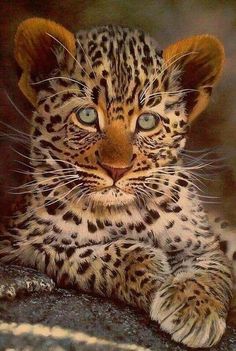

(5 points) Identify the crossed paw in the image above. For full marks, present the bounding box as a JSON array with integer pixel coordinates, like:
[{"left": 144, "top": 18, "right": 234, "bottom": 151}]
[{"left": 151, "top": 273, "right": 227, "bottom": 348}]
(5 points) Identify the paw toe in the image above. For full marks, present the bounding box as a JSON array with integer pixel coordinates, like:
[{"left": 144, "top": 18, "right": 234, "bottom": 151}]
[{"left": 150, "top": 278, "right": 227, "bottom": 348}]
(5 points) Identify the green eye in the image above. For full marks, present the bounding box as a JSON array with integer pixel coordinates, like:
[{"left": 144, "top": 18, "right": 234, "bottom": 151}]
[
  {"left": 137, "top": 113, "right": 159, "bottom": 131},
  {"left": 76, "top": 107, "right": 98, "bottom": 125}
]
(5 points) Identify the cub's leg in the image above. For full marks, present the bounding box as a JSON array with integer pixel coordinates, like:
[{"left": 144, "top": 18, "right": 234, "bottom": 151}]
[
  {"left": 0, "top": 264, "right": 55, "bottom": 299},
  {"left": 1, "top": 235, "right": 232, "bottom": 348},
  {"left": 151, "top": 248, "right": 233, "bottom": 348},
  {"left": 52, "top": 239, "right": 171, "bottom": 311},
  {"left": 42, "top": 238, "right": 231, "bottom": 348}
]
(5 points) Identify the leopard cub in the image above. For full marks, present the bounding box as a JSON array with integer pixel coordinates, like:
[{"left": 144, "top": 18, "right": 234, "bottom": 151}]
[{"left": 0, "top": 18, "right": 235, "bottom": 348}]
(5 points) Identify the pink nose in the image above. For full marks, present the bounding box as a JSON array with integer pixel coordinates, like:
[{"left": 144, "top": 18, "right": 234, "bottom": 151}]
[{"left": 100, "top": 163, "right": 131, "bottom": 182}]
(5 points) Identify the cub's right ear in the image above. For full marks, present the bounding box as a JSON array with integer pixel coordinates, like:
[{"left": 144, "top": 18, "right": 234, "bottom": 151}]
[{"left": 15, "top": 17, "right": 76, "bottom": 106}]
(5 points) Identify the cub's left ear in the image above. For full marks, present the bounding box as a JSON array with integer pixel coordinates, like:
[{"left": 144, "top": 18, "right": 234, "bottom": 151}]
[
  {"left": 15, "top": 18, "right": 76, "bottom": 107},
  {"left": 163, "top": 35, "right": 225, "bottom": 122}
]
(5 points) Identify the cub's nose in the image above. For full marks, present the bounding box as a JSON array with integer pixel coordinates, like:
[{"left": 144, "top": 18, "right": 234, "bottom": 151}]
[{"left": 99, "top": 162, "right": 132, "bottom": 182}]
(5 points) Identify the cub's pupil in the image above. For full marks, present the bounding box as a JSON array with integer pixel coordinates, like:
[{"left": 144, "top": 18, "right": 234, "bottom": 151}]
[{"left": 76, "top": 108, "right": 98, "bottom": 124}]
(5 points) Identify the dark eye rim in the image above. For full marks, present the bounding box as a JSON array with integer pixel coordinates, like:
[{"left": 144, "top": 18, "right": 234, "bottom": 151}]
[
  {"left": 74, "top": 107, "right": 98, "bottom": 126},
  {"left": 136, "top": 113, "right": 161, "bottom": 132}
]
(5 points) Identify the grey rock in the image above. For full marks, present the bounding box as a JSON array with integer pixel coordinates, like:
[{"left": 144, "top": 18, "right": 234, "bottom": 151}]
[{"left": 0, "top": 289, "right": 235, "bottom": 351}]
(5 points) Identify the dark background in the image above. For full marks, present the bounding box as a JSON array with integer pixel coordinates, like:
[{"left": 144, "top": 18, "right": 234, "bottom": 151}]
[{"left": 0, "top": 0, "right": 235, "bottom": 223}]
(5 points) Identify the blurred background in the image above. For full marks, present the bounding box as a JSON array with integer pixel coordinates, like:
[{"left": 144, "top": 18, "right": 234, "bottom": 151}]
[{"left": 0, "top": 0, "right": 235, "bottom": 223}]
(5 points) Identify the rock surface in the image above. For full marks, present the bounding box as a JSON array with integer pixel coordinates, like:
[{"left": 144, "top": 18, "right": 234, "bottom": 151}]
[{"left": 0, "top": 289, "right": 235, "bottom": 351}]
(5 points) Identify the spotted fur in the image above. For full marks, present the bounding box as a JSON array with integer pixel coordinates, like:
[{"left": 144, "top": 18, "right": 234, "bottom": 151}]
[{"left": 0, "top": 18, "right": 235, "bottom": 348}]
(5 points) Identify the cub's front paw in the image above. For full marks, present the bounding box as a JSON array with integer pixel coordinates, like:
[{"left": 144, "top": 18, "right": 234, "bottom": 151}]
[
  {"left": 150, "top": 274, "right": 228, "bottom": 348},
  {"left": 0, "top": 264, "right": 55, "bottom": 299}
]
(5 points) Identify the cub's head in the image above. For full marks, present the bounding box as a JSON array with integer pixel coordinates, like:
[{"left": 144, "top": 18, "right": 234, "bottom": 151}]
[{"left": 15, "top": 18, "right": 224, "bottom": 208}]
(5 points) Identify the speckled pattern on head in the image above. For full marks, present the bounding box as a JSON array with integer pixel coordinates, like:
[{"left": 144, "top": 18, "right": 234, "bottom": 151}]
[{"left": 0, "top": 18, "right": 235, "bottom": 348}]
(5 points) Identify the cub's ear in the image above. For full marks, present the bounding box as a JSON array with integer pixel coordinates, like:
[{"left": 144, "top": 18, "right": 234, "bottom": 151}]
[
  {"left": 163, "top": 35, "right": 225, "bottom": 122},
  {"left": 15, "top": 17, "right": 76, "bottom": 106}
]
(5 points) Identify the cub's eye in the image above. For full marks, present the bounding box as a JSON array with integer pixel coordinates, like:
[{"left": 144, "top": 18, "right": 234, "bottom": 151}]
[
  {"left": 75, "top": 107, "right": 98, "bottom": 125},
  {"left": 137, "top": 113, "right": 159, "bottom": 131}
]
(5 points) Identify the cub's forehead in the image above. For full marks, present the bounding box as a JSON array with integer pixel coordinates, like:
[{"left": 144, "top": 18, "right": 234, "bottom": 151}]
[
  {"left": 72, "top": 25, "right": 164, "bottom": 103},
  {"left": 76, "top": 25, "right": 162, "bottom": 57}
]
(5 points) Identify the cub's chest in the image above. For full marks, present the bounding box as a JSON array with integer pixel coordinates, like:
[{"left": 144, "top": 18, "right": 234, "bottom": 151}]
[{"left": 24, "top": 203, "right": 207, "bottom": 256}]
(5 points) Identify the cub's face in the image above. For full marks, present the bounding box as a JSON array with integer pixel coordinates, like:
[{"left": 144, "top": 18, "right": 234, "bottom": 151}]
[{"left": 15, "top": 19, "right": 224, "bottom": 208}]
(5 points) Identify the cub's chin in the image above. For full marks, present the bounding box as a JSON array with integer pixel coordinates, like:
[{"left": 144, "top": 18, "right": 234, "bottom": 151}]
[{"left": 89, "top": 186, "right": 136, "bottom": 207}]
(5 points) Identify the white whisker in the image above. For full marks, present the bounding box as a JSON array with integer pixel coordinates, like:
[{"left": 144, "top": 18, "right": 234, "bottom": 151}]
[
  {"left": 76, "top": 38, "right": 98, "bottom": 81},
  {"left": 140, "top": 51, "right": 198, "bottom": 102},
  {"left": 4, "top": 90, "right": 34, "bottom": 126},
  {"left": 47, "top": 32, "right": 95, "bottom": 90},
  {"left": 31, "top": 76, "right": 93, "bottom": 95},
  {"left": 10, "top": 173, "right": 79, "bottom": 191},
  {"left": 13, "top": 167, "right": 76, "bottom": 177},
  {"left": 0, "top": 120, "right": 32, "bottom": 139},
  {"left": 40, "top": 88, "right": 84, "bottom": 102},
  {"left": 141, "top": 88, "right": 198, "bottom": 103}
]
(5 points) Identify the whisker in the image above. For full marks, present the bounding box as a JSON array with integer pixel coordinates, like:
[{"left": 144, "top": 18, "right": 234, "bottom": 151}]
[
  {"left": 76, "top": 38, "right": 98, "bottom": 81},
  {"left": 42, "top": 181, "right": 84, "bottom": 206},
  {"left": 143, "top": 183, "right": 177, "bottom": 203},
  {"left": 13, "top": 167, "right": 76, "bottom": 177},
  {"left": 51, "top": 97, "right": 76, "bottom": 112},
  {"left": 0, "top": 120, "right": 32, "bottom": 139},
  {"left": 182, "top": 146, "right": 220, "bottom": 154},
  {"left": 11, "top": 148, "right": 45, "bottom": 163},
  {"left": 31, "top": 76, "right": 93, "bottom": 94},
  {"left": 14, "top": 160, "right": 38, "bottom": 170},
  {"left": 146, "top": 175, "right": 204, "bottom": 195},
  {"left": 55, "top": 97, "right": 92, "bottom": 115},
  {"left": 68, "top": 186, "right": 90, "bottom": 206},
  {"left": 9, "top": 178, "right": 83, "bottom": 218},
  {"left": 0, "top": 132, "right": 30, "bottom": 146},
  {"left": 39, "top": 87, "right": 84, "bottom": 103},
  {"left": 141, "top": 88, "right": 198, "bottom": 103},
  {"left": 182, "top": 150, "right": 226, "bottom": 165},
  {"left": 10, "top": 173, "right": 79, "bottom": 191},
  {"left": 140, "top": 51, "right": 198, "bottom": 102},
  {"left": 4, "top": 90, "right": 34, "bottom": 126},
  {"left": 11, "top": 148, "right": 82, "bottom": 171},
  {"left": 47, "top": 32, "right": 95, "bottom": 90}
]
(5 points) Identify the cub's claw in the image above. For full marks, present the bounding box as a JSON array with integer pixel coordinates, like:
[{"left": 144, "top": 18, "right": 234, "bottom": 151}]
[
  {"left": 150, "top": 274, "right": 227, "bottom": 348},
  {"left": 0, "top": 264, "right": 55, "bottom": 299}
]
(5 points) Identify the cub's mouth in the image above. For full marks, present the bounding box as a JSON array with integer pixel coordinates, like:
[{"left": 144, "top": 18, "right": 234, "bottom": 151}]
[{"left": 88, "top": 185, "right": 136, "bottom": 207}]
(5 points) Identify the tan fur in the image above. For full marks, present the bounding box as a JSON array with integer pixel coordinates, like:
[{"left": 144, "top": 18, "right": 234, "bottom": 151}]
[{"left": 99, "top": 122, "right": 133, "bottom": 168}]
